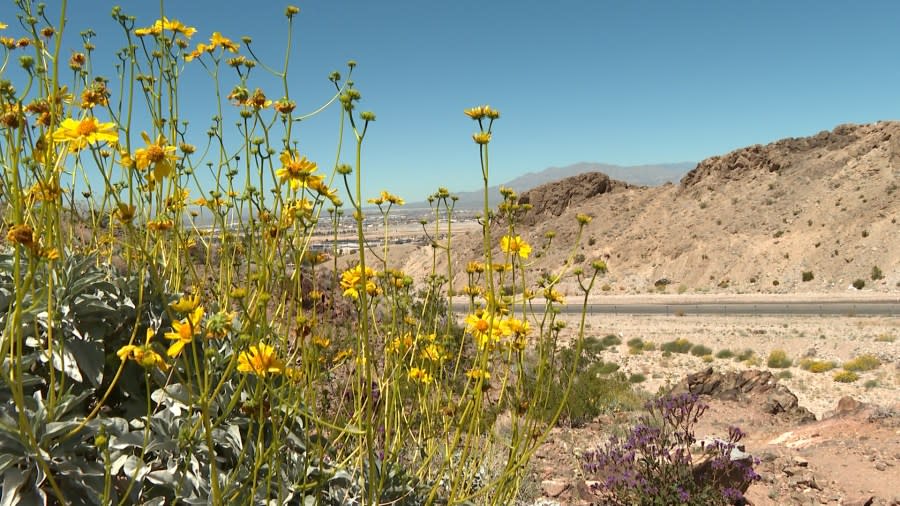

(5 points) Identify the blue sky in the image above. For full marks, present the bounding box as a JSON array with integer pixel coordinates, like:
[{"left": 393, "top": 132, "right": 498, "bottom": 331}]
[{"left": 17, "top": 1, "right": 900, "bottom": 201}]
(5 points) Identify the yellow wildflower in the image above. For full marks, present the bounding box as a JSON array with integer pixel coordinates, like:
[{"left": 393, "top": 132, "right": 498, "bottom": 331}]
[
  {"left": 500, "top": 235, "right": 532, "bottom": 259},
  {"left": 340, "top": 264, "right": 379, "bottom": 299},
  {"left": 135, "top": 132, "right": 177, "bottom": 182},
  {"left": 137, "top": 17, "right": 196, "bottom": 38},
  {"left": 6, "top": 224, "right": 37, "bottom": 250},
  {"left": 466, "top": 368, "right": 491, "bottom": 381},
  {"left": 472, "top": 132, "right": 491, "bottom": 145},
  {"left": 210, "top": 32, "right": 239, "bottom": 52},
  {"left": 237, "top": 343, "right": 284, "bottom": 377},
  {"left": 147, "top": 218, "right": 174, "bottom": 232},
  {"left": 51, "top": 117, "right": 118, "bottom": 152},
  {"left": 543, "top": 288, "right": 565, "bottom": 304},
  {"left": 420, "top": 343, "right": 446, "bottom": 363},
  {"left": 311, "top": 336, "right": 331, "bottom": 348},
  {"left": 164, "top": 306, "right": 204, "bottom": 358},
  {"left": 117, "top": 329, "right": 169, "bottom": 372},
  {"left": 275, "top": 150, "right": 321, "bottom": 191},
  {"left": 408, "top": 367, "right": 433, "bottom": 385},
  {"left": 465, "top": 310, "right": 501, "bottom": 350},
  {"left": 0, "top": 22, "right": 7, "bottom": 30},
  {"left": 115, "top": 203, "right": 136, "bottom": 223},
  {"left": 169, "top": 293, "right": 200, "bottom": 314}
]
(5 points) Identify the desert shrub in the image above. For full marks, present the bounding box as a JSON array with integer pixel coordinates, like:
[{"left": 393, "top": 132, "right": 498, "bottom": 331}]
[
  {"left": 701, "top": 354, "right": 714, "bottom": 363},
  {"left": 715, "top": 349, "right": 734, "bottom": 359},
  {"left": 735, "top": 349, "right": 755, "bottom": 362},
  {"left": 871, "top": 266, "right": 884, "bottom": 280},
  {"left": 776, "top": 370, "right": 793, "bottom": 380},
  {"left": 852, "top": 278, "right": 866, "bottom": 290},
  {"left": 661, "top": 338, "right": 694, "bottom": 354},
  {"left": 801, "top": 271, "right": 814, "bottom": 282},
  {"left": 766, "top": 349, "right": 792, "bottom": 368},
  {"left": 627, "top": 337, "right": 645, "bottom": 349},
  {"left": 690, "top": 344, "right": 713, "bottom": 357},
  {"left": 642, "top": 341, "right": 657, "bottom": 352},
  {"left": 842, "top": 354, "right": 881, "bottom": 372},
  {"left": 874, "top": 334, "right": 896, "bottom": 343},
  {"left": 628, "top": 373, "right": 647, "bottom": 384},
  {"left": 798, "top": 359, "right": 837, "bottom": 373},
  {"left": 582, "top": 393, "right": 760, "bottom": 505},
  {"left": 601, "top": 334, "right": 623, "bottom": 348},
  {"left": 833, "top": 371, "right": 860, "bottom": 383},
  {"left": 574, "top": 253, "right": 586, "bottom": 263},
  {"left": 863, "top": 379, "right": 879, "bottom": 389}
]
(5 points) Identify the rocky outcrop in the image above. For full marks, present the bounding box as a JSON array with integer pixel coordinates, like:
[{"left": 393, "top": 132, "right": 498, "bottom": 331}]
[
  {"left": 671, "top": 368, "right": 816, "bottom": 422},
  {"left": 517, "top": 172, "right": 625, "bottom": 225}
]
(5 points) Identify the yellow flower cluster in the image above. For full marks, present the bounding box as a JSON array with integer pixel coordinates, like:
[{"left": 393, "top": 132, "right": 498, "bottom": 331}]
[
  {"left": 185, "top": 32, "right": 239, "bottom": 61},
  {"left": 275, "top": 150, "right": 322, "bottom": 191},
  {"left": 134, "top": 17, "right": 196, "bottom": 38},
  {"left": 367, "top": 190, "right": 404, "bottom": 206},
  {"left": 464, "top": 310, "right": 530, "bottom": 351},
  {"left": 340, "top": 264, "right": 379, "bottom": 299},
  {"left": 51, "top": 117, "right": 118, "bottom": 152}
]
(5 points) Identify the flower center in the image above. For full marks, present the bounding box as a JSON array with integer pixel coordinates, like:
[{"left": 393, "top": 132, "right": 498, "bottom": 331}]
[
  {"left": 76, "top": 119, "right": 98, "bottom": 136},
  {"left": 145, "top": 144, "right": 166, "bottom": 163}
]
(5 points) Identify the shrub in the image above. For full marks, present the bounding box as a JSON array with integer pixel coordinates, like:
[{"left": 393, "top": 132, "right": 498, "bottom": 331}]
[
  {"left": 715, "top": 349, "right": 734, "bottom": 359},
  {"left": 766, "top": 349, "right": 792, "bottom": 368},
  {"left": 863, "top": 379, "right": 879, "bottom": 389},
  {"left": 801, "top": 271, "right": 814, "bottom": 282},
  {"left": 627, "top": 338, "right": 645, "bottom": 349},
  {"left": 601, "top": 334, "right": 623, "bottom": 348},
  {"left": 842, "top": 354, "right": 881, "bottom": 372},
  {"left": 641, "top": 341, "right": 657, "bottom": 352},
  {"left": 735, "top": 349, "right": 755, "bottom": 362},
  {"left": 582, "top": 393, "right": 760, "bottom": 505},
  {"left": 833, "top": 371, "right": 860, "bottom": 383},
  {"left": 874, "top": 334, "right": 896, "bottom": 343},
  {"left": 871, "top": 266, "right": 884, "bottom": 280},
  {"left": 661, "top": 338, "right": 694, "bottom": 354},
  {"left": 798, "top": 358, "right": 837, "bottom": 373},
  {"left": 628, "top": 373, "right": 647, "bottom": 384},
  {"left": 776, "top": 370, "right": 793, "bottom": 380},
  {"left": 852, "top": 279, "right": 866, "bottom": 290},
  {"left": 690, "top": 344, "right": 713, "bottom": 357}
]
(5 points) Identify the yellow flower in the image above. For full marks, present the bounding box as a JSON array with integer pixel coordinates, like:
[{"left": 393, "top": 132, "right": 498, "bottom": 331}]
[
  {"left": 138, "top": 17, "right": 196, "bottom": 38},
  {"left": 499, "top": 317, "right": 530, "bottom": 338},
  {"left": 147, "top": 218, "right": 174, "bottom": 232},
  {"left": 237, "top": 343, "right": 284, "bottom": 376},
  {"left": 276, "top": 150, "right": 321, "bottom": 191},
  {"left": 115, "top": 203, "right": 136, "bottom": 223},
  {"left": 169, "top": 293, "right": 200, "bottom": 314},
  {"left": 165, "top": 306, "right": 204, "bottom": 358},
  {"left": 543, "top": 288, "right": 565, "bottom": 304},
  {"left": 6, "top": 224, "right": 37, "bottom": 250},
  {"left": 51, "top": 117, "right": 118, "bottom": 152},
  {"left": 210, "top": 32, "right": 239, "bottom": 52},
  {"left": 0, "top": 22, "right": 7, "bottom": 30},
  {"left": 340, "top": 264, "right": 379, "bottom": 299},
  {"left": 135, "top": 132, "right": 178, "bottom": 182},
  {"left": 472, "top": 131, "right": 491, "bottom": 145},
  {"left": 420, "top": 343, "right": 446, "bottom": 363},
  {"left": 311, "top": 336, "right": 331, "bottom": 348},
  {"left": 464, "top": 106, "right": 487, "bottom": 120},
  {"left": 465, "top": 310, "right": 501, "bottom": 350},
  {"left": 500, "top": 235, "right": 532, "bottom": 259},
  {"left": 117, "top": 329, "right": 169, "bottom": 372},
  {"left": 466, "top": 368, "right": 491, "bottom": 381},
  {"left": 408, "top": 367, "right": 433, "bottom": 385}
]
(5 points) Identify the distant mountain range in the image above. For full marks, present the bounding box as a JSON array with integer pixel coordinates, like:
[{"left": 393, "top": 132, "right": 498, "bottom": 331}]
[{"left": 408, "top": 161, "right": 695, "bottom": 209}]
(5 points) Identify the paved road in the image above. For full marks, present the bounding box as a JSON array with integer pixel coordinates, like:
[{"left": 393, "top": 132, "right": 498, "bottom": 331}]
[{"left": 452, "top": 301, "right": 900, "bottom": 316}]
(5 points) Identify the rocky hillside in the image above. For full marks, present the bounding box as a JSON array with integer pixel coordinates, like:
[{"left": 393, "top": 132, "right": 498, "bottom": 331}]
[{"left": 402, "top": 121, "right": 900, "bottom": 295}]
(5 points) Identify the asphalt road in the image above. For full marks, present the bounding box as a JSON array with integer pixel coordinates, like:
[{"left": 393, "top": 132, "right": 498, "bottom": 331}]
[{"left": 452, "top": 301, "right": 900, "bottom": 316}]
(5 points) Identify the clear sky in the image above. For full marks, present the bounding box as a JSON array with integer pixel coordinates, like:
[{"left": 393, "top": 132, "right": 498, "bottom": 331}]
[{"left": 19, "top": 1, "right": 900, "bottom": 201}]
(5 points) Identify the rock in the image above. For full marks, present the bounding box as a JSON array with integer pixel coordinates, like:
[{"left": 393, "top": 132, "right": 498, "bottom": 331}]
[
  {"left": 541, "top": 479, "right": 569, "bottom": 498},
  {"left": 874, "top": 462, "right": 887, "bottom": 471},
  {"left": 793, "top": 456, "right": 809, "bottom": 467},
  {"left": 670, "top": 368, "right": 815, "bottom": 422},
  {"left": 518, "top": 172, "right": 624, "bottom": 225},
  {"left": 841, "top": 495, "right": 875, "bottom": 506}
]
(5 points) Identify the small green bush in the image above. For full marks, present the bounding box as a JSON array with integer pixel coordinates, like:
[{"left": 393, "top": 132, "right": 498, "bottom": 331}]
[
  {"left": 852, "top": 278, "right": 866, "bottom": 290},
  {"left": 767, "top": 349, "right": 792, "bottom": 368},
  {"left": 863, "top": 379, "right": 878, "bottom": 389},
  {"left": 628, "top": 373, "right": 647, "bottom": 384},
  {"left": 641, "top": 341, "right": 656, "bottom": 352},
  {"left": 627, "top": 338, "right": 645, "bottom": 349},
  {"left": 735, "top": 349, "right": 755, "bottom": 362},
  {"left": 833, "top": 371, "right": 859, "bottom": 383},
  {"left": 776, "top": 370, "right": 793, "bottom": 380},
  {"left": 690, "top": 344, "right": 713, "bottom": 357},
  {"left": 842, "top": 354, "right": 881, "bottom": 372},
  {"left": 871, "top": 266, "right": 884, "bottom": 280},
  {"left": 715, "top": 349, "right": 734, "bottom": 359},
  {"left": 660, "top": 338, "right": 693, "bottom": 354},
  {"left": 801, "top": 271, "right": 814, "bottom": 282},
  {"left": 600, "top": 334, "right": 622, "bottom": 348}
]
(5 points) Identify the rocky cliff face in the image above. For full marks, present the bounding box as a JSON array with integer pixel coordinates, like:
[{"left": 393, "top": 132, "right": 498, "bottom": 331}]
[{"left": 405, "top": 121, "right": 900, "bottom": 294}]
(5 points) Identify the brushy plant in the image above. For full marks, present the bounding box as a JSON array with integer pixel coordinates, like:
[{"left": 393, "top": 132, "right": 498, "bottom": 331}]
[
  {"left": 766, "top": 349, "right": 792, "bottom": 368},
  {"left": 842, "top": 354, "right": 881, "bottom": 372},
  {"left": 798, "top": 358, "right": 838, "bottom": 373},
  {"left": 801, "top": 271, "right": 814, "bottom": 282},
  {"left": 661, "top": 338, "right": 693, "bottom": 354},
  {"left": 852, "top": 278, "right": 866, "bottom": 290},
  {"left": 734, "top": 349, "right": 755, "bottom": 362},
  {"left": 0, "top": 2, "right": 609, "bottom": 504},
  {"left": 833, "top": 371, "right": 860, "bottom": 383},
  {"left": 582, "top": 393, "right": 760, "bottom": 505},
  {"left": 871, "top": 265, "right": 884, "bottom": 280},
  {"left": 690, "top": 344, "right": 712, "bottom": 357},
  {"left": 874, "top": 334, "right": 896, "bottom": 343},
  {"left": 715, "top": 349, "right": 734, "bottom": 359}
]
